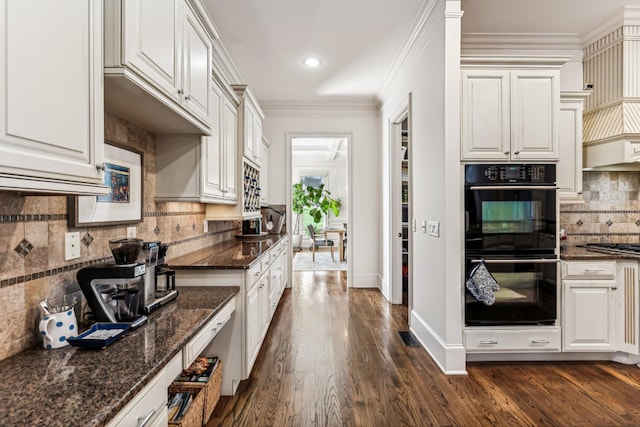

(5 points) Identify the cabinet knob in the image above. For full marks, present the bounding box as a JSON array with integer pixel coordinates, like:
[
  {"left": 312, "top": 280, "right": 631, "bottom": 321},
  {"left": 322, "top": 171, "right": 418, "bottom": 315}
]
[
  {"left": 95, "top": 163, "right": 105, "bottom": 171},
  {"left": 185, "top": 94, "right": 192, "bottom": 101},
  {"left": 504, "top": 151, "right": 510, "bottom": 155},
  {"left": 514, "top": 151, "right": 520, "bottom": 155},
  {"left": 612, "top": 286, "right": 618, "bottom": 290},
  {"left": 178, "top": 88, "right": 184, "bottom": 95}
]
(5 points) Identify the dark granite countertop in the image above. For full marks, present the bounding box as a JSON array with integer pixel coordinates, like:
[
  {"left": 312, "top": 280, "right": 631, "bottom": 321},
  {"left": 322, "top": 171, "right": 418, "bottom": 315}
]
[
  {"left": 560, "top": 246, "right": 640, "bottom": 260},
  {"left": 167, "top": 234, "right": 287, "bottom": 270},
  {"left": 0, "top": 286, "right": 239, "bottom": 427}
]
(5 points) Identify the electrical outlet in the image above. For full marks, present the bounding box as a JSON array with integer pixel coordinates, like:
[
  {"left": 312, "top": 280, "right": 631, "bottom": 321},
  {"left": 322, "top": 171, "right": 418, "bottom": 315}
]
[
  {"left": 126, "top": 226, "right": 137, "bottom": 238},
  {"left": 428, "top": 221, "right": 439, "bottom": 237},
  {"left": 64, "top": 232, "right": 80, "bottom": 261},
  {"left": 203, "top": 220, "right": 208, "bottom": 233}
]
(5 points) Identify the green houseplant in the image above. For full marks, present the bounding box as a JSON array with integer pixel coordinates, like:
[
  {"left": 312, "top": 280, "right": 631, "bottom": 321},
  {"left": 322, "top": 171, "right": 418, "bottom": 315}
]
[{"left": 291, "top": 182, "right": 341, "bottom": 248}]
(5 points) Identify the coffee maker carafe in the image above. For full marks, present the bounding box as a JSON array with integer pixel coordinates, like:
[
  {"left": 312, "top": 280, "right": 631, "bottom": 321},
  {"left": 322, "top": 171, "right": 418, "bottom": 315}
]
[{"left": 77, "top": 238, "right": 148, "bottom": 328}]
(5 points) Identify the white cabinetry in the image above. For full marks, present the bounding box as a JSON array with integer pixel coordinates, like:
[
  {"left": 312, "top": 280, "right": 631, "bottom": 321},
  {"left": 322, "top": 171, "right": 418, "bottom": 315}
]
[
  {"left": 155, "top": 73, "right": 239, "bottom": 203},
  {"left": 104, "top": 0, "right": 213, "bottom": 134},
  {"left": 461, "top": 56, "right": 567, "bottom": 162},
  {"left": 233, "top": 85, "right": 264, "bottom": 167},
  {"left": 465, "top": 327, "right": 561, "bottom": 353},
  {"left": 261, "top": 137, "right": 270, "bottom": 204},
  {"left": 615, "top": 261, "right": 640, "bottom": 355},
  {"left": 175, "top": 237, "right": 289, "bottom": 394},
  {"left": 558, "top": 92, "right": 590, "bottom": 204},
  {"left": 0, "top": 1, "right": 106, "bottom": 195},
  {"left": 562, "top": 261, "right": 617, "bottom": 352}
]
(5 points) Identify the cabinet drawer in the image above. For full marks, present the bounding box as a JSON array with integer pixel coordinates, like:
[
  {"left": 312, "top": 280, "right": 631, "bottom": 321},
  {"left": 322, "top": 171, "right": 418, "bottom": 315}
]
[
  {"left": 164, "top": 351, "right": 184, "bottom": 388},
  {"left": 563, "top": 261, "right": 616, "bottom": 279},
  {"left": 183, "top": 299, "right": 235, "bottom": 367},
  {"left": 246, "top": 262, "right": 263, "bottom": 285},
  {"left": 260, "top": 252, "right": 272, "bottom": 270},
  {"left": 107, "top": 370, "right": 165, "bottom": 427},
  {"left": 465, "top": 327, "right": 561, "bottom": 353}
]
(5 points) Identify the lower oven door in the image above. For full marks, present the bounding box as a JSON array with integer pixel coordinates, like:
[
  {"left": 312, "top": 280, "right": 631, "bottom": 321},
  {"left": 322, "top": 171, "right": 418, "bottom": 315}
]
[{"left": 465, "top": 257, "right": 559, "bottom": 326}]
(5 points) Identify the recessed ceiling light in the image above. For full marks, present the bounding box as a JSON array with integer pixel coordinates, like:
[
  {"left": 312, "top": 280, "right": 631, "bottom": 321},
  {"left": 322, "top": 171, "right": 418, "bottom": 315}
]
[{"left": 304, "top": 57, "right": 320, "bottom": 68}]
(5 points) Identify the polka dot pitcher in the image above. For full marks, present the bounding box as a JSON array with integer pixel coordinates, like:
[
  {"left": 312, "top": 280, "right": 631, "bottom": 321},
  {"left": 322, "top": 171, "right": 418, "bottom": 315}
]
[{"left": 39, "top": 310, "right": 78, "bottom": 349}]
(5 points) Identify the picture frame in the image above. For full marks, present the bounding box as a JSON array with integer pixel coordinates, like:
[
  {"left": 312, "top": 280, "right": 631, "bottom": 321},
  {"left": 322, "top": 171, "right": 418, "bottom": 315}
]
[{"left": 68, "top": 143, "right": 143, "bottom": 227}]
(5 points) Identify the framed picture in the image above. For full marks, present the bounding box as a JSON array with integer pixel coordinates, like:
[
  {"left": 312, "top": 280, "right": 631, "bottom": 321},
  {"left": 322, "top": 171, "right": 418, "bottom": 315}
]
[{"left": 68, "top": 143, "right": 143, "bottom": 227}]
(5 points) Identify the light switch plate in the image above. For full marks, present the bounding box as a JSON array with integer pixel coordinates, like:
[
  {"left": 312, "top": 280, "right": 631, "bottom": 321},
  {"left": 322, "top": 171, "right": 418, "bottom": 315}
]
[
  {"left": 427, "top": 221, "right": 439, "bottom": 237},
  {"left": 126, "top": 226, "right": 137, "bottom": 238},
  {"left": 64, "top": 232, "right": 80, "bottom": 261},
  {"left": 203, "top": 220, "right": 208, "bottom": 233}
]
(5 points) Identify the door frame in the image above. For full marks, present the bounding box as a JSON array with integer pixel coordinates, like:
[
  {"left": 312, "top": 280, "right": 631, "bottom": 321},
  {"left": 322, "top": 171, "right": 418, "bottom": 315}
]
[
  {"left": 389, "top": 94, "right": 412, "bottom": 308},
  {"left": 286, "top": 132, "right": 353, "bottom": 286}
]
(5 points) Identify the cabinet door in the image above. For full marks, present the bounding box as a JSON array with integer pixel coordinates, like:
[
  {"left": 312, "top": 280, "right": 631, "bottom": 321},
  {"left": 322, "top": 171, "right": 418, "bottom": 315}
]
[
  {"left": 223, "top": 97, "right": 238, "bottom": 200},
  {"left": 123, "top": 0, "right": 181, "bottom": 102},
  {"left": 244, "top": 105, "right": 255, "bottom": 160},
  {"left": 246, "top": 284, "right": 261, "bottom": 372},
  {"left": 260, "top": 139, "right": 269, "bottom": 204},
  {"left": 563, "top": 280, "right": 616, "bottom": 352},
  {"left": 258, "top": 275, "right": 270, "bottom": 341},
  {"left": 0, "top": 1, "right": 104, "bottom": 191},
  {"left": 202, "top": 80, "right": 223, "bottom": 198},
  {"left": 181, "top": 2, "right": 211, "bottom": 124},
  {"left": 461, "top": 70, "right": 510, "bottom": 160},
  {"left": 510, "top": 70, "right": 559, "bottom": 161},
  {"left": 558, "top": 94, "right": 588, "bottom": 204},
  {"left": 252, "top": 115, "right": 263, "bottom": 165},
  {"left": 616, "top": 261, "right": 640, "bottom": 355}
]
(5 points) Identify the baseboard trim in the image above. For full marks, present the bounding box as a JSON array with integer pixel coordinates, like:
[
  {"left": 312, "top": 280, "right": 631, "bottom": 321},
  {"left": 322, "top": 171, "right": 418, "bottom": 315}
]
[
  {"left": 352, "top": 273, "right": 381, "bottom": 288},
  {"left": 410, "top": 309, "right": 467, "bottom": 375}
]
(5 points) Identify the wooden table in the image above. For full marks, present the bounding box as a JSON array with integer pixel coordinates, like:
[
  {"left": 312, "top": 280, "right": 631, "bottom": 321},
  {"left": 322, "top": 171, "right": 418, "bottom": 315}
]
[{"left": 323, "top": 228, "right": 347, "bottom": 262}]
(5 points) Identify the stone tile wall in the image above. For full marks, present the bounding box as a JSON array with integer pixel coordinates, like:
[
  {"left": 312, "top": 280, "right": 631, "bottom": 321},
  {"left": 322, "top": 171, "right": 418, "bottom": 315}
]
[
  {"left": 560, "top": 171, "right": 640, "bottom": 246},
  {"left": 0, "top": 114, "right": 239, "bottom": 361}
]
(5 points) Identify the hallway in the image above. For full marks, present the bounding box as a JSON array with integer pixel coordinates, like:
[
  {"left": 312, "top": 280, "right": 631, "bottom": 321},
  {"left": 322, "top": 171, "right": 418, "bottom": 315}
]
[{"left": 208, "top": 271, "right": 640, "bottom": 426}]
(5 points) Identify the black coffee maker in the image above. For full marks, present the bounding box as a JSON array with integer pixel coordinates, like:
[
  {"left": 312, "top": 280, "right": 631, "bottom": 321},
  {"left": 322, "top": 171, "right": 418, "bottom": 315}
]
[{"left": 77, "top": 238, "right": 148, "bottom": 328}]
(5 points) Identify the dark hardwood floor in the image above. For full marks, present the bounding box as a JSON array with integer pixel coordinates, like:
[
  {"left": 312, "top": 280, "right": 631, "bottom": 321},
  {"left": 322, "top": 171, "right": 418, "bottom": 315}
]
[{"left": 207, "top": 271, "right": 640, "bottom": 426}]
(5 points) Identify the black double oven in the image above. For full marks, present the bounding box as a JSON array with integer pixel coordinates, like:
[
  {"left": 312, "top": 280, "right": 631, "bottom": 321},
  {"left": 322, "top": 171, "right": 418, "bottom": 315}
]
[{"left": 464, "top": 164, "right": 558, "bottom": 326}]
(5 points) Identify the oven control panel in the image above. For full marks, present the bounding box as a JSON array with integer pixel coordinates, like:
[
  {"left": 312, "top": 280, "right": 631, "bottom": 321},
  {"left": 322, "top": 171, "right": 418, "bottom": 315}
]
[{"left": 465, "top": 164, "right": 556, "bottom": 185}]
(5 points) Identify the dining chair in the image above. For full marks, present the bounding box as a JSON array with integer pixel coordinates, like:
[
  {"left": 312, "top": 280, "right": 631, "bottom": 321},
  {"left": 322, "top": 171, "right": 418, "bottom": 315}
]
[{"left": 307, "top": 224, "right": 334, "bottom": 261}]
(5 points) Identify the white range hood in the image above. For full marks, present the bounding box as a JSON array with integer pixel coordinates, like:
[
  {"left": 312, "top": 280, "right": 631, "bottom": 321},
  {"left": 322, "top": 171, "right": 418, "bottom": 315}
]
[{"left": 582, "top": 8, "right": 640, "bottom": 171}]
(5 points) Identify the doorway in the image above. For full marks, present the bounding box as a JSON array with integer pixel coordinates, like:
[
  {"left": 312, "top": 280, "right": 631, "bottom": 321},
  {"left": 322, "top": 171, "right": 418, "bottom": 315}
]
[{"left": 287, "top": 135, "right": 351, "bottom": 279}]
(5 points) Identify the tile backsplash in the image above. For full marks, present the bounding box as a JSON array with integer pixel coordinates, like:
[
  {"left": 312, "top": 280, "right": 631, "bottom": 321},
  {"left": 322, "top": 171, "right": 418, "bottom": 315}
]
[
  {"left": 0, "top": 113, "right": 238, "bottom": 361},
  {"left": 560, "top": 171, "right": 640, "bottom": 246}
]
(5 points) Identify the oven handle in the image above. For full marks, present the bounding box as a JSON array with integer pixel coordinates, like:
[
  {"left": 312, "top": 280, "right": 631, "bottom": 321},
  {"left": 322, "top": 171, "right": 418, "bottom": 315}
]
[
  {"left": 468, "top": 185, "right": 559, "bottom": 191},
  {"left": 470, "top": 258, "right": 560, "bottom": 264}
]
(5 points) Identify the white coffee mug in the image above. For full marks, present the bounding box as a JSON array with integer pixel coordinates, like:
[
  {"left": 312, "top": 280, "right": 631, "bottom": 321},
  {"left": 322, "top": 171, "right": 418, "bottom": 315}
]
[{"left": 39, "top": 310, "right": 78, "bottom": 349}]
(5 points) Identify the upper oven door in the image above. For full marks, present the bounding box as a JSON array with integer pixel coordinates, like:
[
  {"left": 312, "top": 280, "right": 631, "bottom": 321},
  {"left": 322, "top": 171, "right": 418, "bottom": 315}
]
[{"left": 465, "top": 185, "right": 557, "bottom": 255}]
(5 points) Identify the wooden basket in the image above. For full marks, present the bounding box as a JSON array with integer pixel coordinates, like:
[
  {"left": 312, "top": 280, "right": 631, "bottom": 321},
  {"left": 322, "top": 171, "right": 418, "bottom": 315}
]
[
  {"left": 171, "top": 360, "right": 223, "bottom": 425},
  {"left": 168, "top": 384, "right": 205, "bottom": 427}
]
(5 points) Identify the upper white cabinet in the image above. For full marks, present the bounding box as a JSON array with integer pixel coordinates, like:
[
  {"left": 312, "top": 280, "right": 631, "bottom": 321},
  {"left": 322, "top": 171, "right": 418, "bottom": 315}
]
[
  {"left": 0, "top": 1, "right": 107, "bottom": 195},
  {"left": 261, "top": 137, "right": 270, "bottom": 204},
  {"left": 233, "top": 85, "right": 264, "bottom": 168},
  {"left": 558, "top": 92, "right": 590, "bottom": 204},
  {"left": 104, "top": 0, "right": 214, "bottom": 134},
  {"left": 461, "top": 56, "right": 567, "bottom": 162},
  {"left": 155, "top": 73, "right": 239, "bottom": 203}
]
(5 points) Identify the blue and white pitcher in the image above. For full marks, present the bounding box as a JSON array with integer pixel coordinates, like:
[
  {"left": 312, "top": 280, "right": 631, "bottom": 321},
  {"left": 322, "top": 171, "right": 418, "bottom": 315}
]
[{"left": 39, "top": 310, "right": 78, "bottom": 349}]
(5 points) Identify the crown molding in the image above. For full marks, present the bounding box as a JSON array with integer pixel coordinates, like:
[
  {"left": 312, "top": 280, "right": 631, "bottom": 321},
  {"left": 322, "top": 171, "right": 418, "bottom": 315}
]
[
  {"left": 261, "top": 101, "right": 380, "bottom": 119},
  {"left": 583, "top": 5, "right": 640, "bottom": 47},
  {"left": 461, "top": 32, "right": 583, "bottom": 52}
]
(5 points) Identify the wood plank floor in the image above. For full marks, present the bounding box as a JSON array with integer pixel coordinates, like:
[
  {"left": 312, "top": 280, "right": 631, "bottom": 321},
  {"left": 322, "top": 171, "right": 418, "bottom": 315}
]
[{"left": 207, "top": 271, "right": 640, "bottom": 426}]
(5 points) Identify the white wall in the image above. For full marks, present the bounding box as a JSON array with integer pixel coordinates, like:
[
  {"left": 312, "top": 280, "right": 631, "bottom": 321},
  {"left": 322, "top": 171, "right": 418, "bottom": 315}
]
[
  {"left": 263, "top": 110, "right": 381, "bottom": 288},
  {"left": 379, "top": 0, "right": 465, "bottom": 374}
]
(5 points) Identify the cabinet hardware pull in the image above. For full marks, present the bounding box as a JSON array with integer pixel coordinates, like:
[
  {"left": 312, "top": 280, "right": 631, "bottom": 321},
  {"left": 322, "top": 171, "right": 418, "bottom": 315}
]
[
  {"left": 471, "top": 258, "right": 559, "bottom": 264},
  {"left": 185, "top": 94, "right": 192, "bottom": 101},
  {"left": 178, "top": 88, "right": 184, "bottom": 95},
  {"left": 211, "top": 327, "right": 217, "bottom": 334},
  {"left": 137, "top": 409, "right": 156, "bottom": 427},
  {"left": 479, "top": 340, "right": 498, "bottom": 345},
  {"left": 504, "top": 151, "right": 510, "bottom": 155},
  {"left": 514, "top": 151, "right": 520, "bottom": 155},
  {"left": 585, "top": 268, "right": 603, "bottom": 272},
  {"left": 611, "top": 286, "right": 618, "bottom": 290},
  {"left": 531, "top": 339, "right": 550, "bottom": 344},
  {"left": 95, "top": 163, "right": 105, "bottom": 171}
]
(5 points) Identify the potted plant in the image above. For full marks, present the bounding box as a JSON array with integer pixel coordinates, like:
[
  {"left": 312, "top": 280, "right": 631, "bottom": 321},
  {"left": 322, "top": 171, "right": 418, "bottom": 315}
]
[{"left": 291, "top": 181, "right": 342, "bottom": 249}]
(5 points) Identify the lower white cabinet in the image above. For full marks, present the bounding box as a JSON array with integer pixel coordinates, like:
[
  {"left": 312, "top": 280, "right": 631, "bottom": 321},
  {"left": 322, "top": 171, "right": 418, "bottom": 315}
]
[
  {"left": 465, "top": 327, "right": 561, "bottom": 353},
  {"left": 107, "top": 351, "right": 183, "bottom": 427},
  {"left": 175, "top": 236, "right": 289, "bottom": 395},
  {"left": 563, "top": 279, "right": 616, "bottom": 352},
  {"left": 562, "top": 260, "right": 640, "bottom": 354}
]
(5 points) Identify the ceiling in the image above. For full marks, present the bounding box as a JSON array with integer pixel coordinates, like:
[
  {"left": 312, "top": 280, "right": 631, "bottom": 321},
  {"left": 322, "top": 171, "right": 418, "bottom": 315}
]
[{"left": 203, "top": 0, "right": 640, "bottom": 106}]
